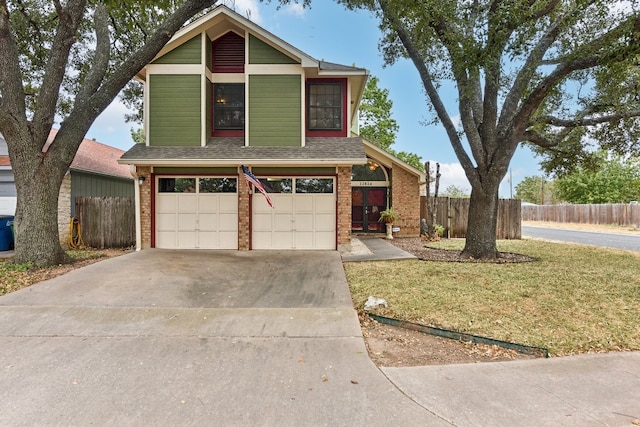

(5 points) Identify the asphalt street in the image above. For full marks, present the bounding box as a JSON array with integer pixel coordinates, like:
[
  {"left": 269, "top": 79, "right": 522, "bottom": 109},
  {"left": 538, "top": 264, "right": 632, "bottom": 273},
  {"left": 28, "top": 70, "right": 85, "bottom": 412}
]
[{"left": 522, "top": 225, "right": 639, "bottom": 252}]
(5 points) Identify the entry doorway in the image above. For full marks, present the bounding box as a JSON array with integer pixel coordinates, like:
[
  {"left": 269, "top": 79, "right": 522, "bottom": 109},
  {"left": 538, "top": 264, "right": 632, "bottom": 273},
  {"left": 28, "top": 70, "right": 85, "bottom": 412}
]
[{"left": 351, "top": 187, "right": 387, "bottom": 233}]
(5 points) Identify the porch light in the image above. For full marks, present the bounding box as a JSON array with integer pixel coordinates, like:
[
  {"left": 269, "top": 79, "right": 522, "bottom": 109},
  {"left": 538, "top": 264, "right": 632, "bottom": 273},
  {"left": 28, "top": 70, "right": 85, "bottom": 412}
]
[
  {"left": 138, "top": 176, "right": 146, "bottom": 185},
  {"left": 368, "top": 161, "right": 379, "bottom": 171}
]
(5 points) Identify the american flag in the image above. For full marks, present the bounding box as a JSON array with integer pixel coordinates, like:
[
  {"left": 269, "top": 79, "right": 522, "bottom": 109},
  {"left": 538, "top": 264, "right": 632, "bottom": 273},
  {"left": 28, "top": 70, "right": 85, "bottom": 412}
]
[{"left": 241, "top": 165, "right": 273, "bottom": 208}]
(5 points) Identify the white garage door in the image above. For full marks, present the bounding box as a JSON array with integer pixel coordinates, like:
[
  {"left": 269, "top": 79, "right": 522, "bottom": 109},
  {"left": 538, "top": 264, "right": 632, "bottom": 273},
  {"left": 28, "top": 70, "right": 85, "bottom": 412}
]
[
  {"left": 252, "top": 177, "right": 336, "bottom": 250},
  {"left": 155, "top": 177, "right": 238, "bottom": 249}
]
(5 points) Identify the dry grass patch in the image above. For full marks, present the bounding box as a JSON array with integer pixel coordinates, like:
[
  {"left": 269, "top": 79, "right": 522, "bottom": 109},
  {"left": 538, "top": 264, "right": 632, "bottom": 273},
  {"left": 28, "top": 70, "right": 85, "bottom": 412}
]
[
  {"left": 345, "top": 239, "right": 640, "bottom": 356},
  {"left": 0, "top": 249, "right": 127, "bottom": 296}
]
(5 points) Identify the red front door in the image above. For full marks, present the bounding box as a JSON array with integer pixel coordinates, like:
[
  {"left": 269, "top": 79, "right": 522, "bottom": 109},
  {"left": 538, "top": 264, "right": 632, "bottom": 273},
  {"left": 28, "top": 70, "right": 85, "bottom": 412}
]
[{"left": 351, "top": 188, "right": 387, "bottom": 233}]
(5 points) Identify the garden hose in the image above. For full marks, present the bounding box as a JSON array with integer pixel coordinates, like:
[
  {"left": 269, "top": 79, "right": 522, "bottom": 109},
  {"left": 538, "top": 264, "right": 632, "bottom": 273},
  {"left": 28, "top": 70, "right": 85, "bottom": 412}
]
[{"left": 67, "top": 217, "right": 84, "bottom": 249}]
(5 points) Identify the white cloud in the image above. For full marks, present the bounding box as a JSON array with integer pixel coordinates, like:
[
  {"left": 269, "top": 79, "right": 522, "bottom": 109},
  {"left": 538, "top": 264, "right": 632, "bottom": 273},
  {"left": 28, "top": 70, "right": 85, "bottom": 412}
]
[
  {"left": 428, "top": 162, "right": 471, "bottom": 193},
  {"left": 283, "top": 3, "right": 306, "bottom": 17}
]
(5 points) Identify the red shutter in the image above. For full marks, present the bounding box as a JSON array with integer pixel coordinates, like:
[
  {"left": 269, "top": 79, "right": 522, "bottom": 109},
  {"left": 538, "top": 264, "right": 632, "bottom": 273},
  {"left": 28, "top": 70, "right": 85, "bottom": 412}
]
[{"left": 212, "top": 32, "right": 245, "bottom": 73}]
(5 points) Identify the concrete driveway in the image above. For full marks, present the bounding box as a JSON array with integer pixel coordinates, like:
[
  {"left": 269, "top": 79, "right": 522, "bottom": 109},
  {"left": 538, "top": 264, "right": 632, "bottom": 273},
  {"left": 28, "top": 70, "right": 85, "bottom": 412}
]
[{"left": 0, "top": 250, "right": 443, "bottom": 426}]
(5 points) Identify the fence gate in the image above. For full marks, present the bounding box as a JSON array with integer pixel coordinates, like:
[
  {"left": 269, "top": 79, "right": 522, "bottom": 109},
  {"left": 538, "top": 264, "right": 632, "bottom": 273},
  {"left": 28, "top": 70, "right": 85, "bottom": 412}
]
[{"left": 75, "top": 197, "right": 135, "bottom": 249}]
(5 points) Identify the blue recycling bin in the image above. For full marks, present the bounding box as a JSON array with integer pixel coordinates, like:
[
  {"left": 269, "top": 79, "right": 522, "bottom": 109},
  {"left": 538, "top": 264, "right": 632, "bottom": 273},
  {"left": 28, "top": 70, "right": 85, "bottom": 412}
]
[{"left": 0, "top": 216, "right": 14, "bottom": 251}]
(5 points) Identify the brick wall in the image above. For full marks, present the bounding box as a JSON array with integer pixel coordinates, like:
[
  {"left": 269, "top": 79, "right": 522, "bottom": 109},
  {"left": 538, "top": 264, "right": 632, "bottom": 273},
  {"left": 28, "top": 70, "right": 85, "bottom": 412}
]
[
  {"left": 238, "top": 170, "right": 250, "bottom": 250},
  {"left": 337, "top": 166, "right": 352, "bottom": 245},
  {"left": 391, "top": 164, "right": 421, "bottom": 236},
  {"left": 137, "top": 166, "right": 152, "bottom": 249},
  {"left": 57, "top": 173, "right": 71, "bottom": 245}
]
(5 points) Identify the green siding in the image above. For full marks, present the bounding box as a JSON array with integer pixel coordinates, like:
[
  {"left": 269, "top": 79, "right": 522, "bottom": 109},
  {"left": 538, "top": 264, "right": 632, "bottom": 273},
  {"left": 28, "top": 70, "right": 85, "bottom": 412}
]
[
  {"left": 154, "top": 167, "right": 237, "bottom": 174},
  {"left": 149, "top": 75, "right": 201, "bottom": 147},
  {"left": 252, "top": 167, "right": 335, "bottom": 175},
  {"left": 249, "top": 75, "right": 301, "bottom": 146},
  {"left": 249, "top": 35, "right": 299, "bottom": 64},
  {"left": 70, "top": 172, "right": 134, "bottom": 216},
  {"left": 153, "top": 35, "right": 201, "bottom": 64}
]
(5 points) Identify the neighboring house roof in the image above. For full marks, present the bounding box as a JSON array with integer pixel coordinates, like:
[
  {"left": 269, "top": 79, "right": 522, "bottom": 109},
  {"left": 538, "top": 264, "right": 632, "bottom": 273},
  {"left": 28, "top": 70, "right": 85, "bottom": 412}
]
[
  {"left": 119, "top": 137, "right": 367, "bottom": 166},
  {"left": 46, "top": 129, "right": 133, "bottom": 180}
]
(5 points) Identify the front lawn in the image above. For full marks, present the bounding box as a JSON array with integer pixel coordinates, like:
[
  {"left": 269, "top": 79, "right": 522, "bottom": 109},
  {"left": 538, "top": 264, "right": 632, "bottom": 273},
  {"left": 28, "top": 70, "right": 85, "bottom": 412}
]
[{"left": 344, "top": 239, "right": 640, "bottom": 356}]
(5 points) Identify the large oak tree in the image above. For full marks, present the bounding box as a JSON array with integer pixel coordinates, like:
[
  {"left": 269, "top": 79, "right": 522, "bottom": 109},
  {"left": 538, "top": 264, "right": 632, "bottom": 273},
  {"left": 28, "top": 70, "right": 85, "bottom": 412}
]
[
  {"left": 321, "top": 0, "right": 640, "bottom": 258},
  {"left": 0, "top": 0, "right": 219, "bottom": 266}
]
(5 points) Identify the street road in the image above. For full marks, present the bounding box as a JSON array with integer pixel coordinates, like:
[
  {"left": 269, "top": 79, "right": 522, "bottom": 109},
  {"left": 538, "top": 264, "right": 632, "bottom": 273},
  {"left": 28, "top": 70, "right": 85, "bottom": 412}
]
[{"left": 522, "top": 226, "right": 640, "bottom": 252}]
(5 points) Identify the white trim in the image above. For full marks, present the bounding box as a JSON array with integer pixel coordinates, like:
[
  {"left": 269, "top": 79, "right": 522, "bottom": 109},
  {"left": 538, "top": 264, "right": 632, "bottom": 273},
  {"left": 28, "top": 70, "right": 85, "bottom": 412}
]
[
  {"left": 244, "top": 31, "right": 250, "bottom": 148},
  {"left": 363, "top": 140, "right": 426, "bottom": 181},
  {"left": 130, "top": 165, "right": 142, "bottom": 251},
  {"left": 211, "top": 73, "right": 245, "bottom": 83},
  {"left": 146, "top": 64, "right": 202, "bottom": 74},
  {"left": 201, "top": 74, "right": 207, "bottom": 147},
  {"left": 245, "top": 64, "right": 303, "bottom": 75},
  {"left": 144, "top": 79, "right": 150, "bottom": 146}
]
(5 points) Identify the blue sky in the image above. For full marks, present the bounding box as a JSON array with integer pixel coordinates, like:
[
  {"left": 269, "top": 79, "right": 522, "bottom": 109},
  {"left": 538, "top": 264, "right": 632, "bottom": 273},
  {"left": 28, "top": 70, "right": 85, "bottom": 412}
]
[{"left": 88, "top": 0, "right": 544, "bottom": 197}]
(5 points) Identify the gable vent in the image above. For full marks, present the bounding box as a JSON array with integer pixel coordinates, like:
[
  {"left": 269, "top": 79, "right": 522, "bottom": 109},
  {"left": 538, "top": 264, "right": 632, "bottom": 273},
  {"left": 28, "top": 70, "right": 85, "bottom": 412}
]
[{"left": 213, "top": 32, "right": 245, "bottom": 73}]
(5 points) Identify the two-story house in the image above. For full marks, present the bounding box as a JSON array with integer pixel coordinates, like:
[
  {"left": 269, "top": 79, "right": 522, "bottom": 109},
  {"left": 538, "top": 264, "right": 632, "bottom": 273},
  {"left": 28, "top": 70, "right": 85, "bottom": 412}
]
[{"left": 120, "top": 5, "right": 424, "bottom": 251}]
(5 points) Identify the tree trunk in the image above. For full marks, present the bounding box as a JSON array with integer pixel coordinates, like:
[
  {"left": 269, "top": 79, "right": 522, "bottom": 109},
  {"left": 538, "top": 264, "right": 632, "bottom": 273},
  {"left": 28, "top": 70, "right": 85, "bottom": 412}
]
[
  {"left": 461, "top": 181, "right": 500, "bottom": 259},
  {"left": 11, "top": 134, "right": 69, "bottom": 267}
]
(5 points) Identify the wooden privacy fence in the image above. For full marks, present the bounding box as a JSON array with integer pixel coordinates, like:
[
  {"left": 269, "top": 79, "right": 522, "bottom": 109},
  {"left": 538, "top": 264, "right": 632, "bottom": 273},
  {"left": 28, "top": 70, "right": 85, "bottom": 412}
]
[
  {"left": 522, "top": 203, "right": 640, "bottom": 227},
  {"left": 420, "top": 197, "right": 522, "bottom": 239},
  {"left": 75, "top": 197, "right": 135, "bottom": 249}
]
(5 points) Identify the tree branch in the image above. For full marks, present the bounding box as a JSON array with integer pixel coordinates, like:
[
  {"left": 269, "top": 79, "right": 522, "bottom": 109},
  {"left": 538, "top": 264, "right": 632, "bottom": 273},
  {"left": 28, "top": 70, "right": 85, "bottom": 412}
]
[
  {"left": 513, "top": 14, "right": 640, "bottom": 130},
  {"left": 0, "top": 0, "right": 28, "bottom": 131},
  {"left": 376, "top": 0, "right": 478, "bottom": 183},
  {"left": 533, "top": 110, "right": 640, "bottom": 127},
  {"left": 76, "top": 3, "right": 110, "bottom": 104},
  {"left": 32, "top": 0, "right": 86, "bottom": 146}
]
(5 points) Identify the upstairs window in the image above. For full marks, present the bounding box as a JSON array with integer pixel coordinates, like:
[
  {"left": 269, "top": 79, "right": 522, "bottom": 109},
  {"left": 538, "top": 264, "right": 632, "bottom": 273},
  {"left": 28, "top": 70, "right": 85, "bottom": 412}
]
[
  {"left": 306, "top": 79, "right": 347, "bottom": 137},
  {"left": 212, "top": 32, "right": 245, "bottom": 73},
  {"left": 214, "top": 83, "right": 245, "bottom": 131},
  {"left": 308, "top": 83, "right": 342, "bottom": 130}
]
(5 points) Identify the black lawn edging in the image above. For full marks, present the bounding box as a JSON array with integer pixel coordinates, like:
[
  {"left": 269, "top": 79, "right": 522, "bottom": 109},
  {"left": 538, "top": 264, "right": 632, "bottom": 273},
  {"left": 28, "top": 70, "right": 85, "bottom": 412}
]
[{"left": 368, "top": 313, "right": 549, "bottom": 358}]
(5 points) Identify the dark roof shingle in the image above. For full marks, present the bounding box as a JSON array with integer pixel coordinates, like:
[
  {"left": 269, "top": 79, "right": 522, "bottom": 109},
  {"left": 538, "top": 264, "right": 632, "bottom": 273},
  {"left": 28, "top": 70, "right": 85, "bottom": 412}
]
[{"left": 120, "top": 137, "right": 366, "bottom": 164}]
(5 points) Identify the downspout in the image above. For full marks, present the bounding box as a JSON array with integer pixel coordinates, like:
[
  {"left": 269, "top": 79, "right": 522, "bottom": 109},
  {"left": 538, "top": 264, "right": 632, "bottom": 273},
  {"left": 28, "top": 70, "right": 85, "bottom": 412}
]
[{"left": 130, "top": 164, "right": 142, "bottom": 251}]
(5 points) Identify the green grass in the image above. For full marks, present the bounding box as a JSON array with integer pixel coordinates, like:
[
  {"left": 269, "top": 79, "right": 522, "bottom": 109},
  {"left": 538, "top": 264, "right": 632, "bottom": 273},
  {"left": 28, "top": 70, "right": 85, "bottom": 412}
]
[{"left": 345, "top": 239, "right": 640, "bottom": 356}]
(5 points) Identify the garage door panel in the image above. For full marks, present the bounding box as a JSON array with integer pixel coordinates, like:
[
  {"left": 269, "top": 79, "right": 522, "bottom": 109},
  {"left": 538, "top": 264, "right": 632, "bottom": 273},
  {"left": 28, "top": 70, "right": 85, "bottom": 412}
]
[
  {"left": 177, "top": 213, "right": 197, "bottom": 231},
  {"left": 314, "top": 213, "right": 335, "bottom": 231},
  {"left": 273, "top": 214, "right": 294, "bottom": 231},
  {"left": 156, "top": 195, "right": 176, "bottom": 213},
  {"left": 177, "top": 232, "right": 197, "bottom": 248},
  {"left": 156, "top": 213, "right": 176, "bottom": 230},
  {"left": 219, "top": 212, "right": 238, "bottom": 229},
  {"left": 294, "top": 196, "right": 314, "bottom": 212},
  {"left": 314, "top": 196, "right": 335, "bottom": 212},
  {"left": 156, "top": 232, "right": 176, "bottom": 248},
  {"left": 155, "top": 178, "right": 238, "bottom": 249},
  {"left": 177, "top": 195, "right": 197, "bottom": 212},
  {"left": 294, "top": 214, "right": 313, "bottom": 231},
  {"left": 198, "top": 213, "right": 217, "bottom": 231},
  {"left": 313, "top": 232, "right": 336, "bottom": 249},
  {"left": 251, "top": 177, "right": 335, "bottom": 250}
]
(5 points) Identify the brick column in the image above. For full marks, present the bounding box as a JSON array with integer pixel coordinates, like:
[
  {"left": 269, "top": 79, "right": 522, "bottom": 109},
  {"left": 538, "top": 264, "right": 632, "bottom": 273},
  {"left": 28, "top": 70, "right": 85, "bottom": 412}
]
[
  {"left": 137, "top": 166, "right": 152, "bottom": 249},
  {"left": 237, "top": 169, "right": 250, "bottom": 250},
  {"left": 337, "top": 166, "right": 352, "bottom": 245},
  {"left": 391, "top": 164, "right": 421, "bottom": 236}
]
